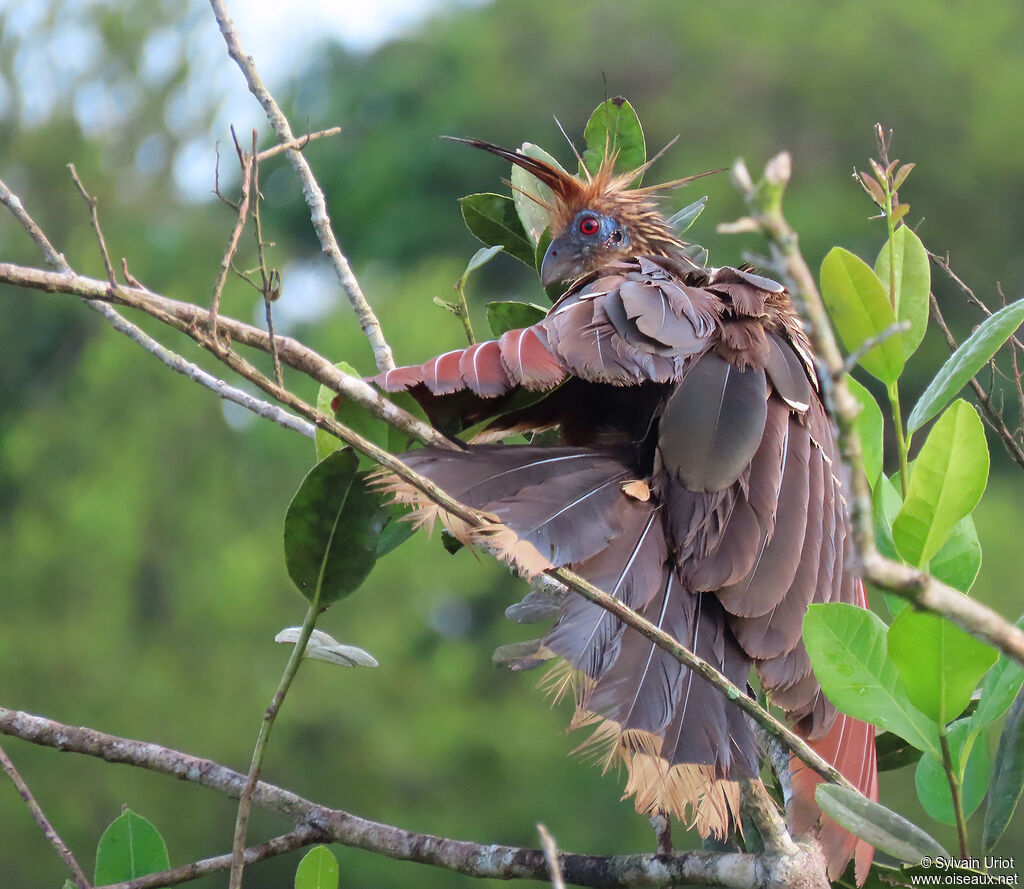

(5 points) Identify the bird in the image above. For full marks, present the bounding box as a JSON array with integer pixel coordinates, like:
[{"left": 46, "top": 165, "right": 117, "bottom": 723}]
[{"left": 372, "top": 133, "right": 879, "bottom": 882}]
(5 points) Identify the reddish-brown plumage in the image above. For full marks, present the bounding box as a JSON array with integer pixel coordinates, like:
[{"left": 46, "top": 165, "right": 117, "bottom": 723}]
[{"left": 371, "top": 137, "right": 878, "bottom": 882}]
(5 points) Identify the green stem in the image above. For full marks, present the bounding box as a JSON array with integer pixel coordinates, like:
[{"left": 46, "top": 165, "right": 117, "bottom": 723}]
[
  {"left": 888, "top": 383, "right": 910, "bottom": 497},
  {"left": 454, "top": 282, "right": 476, "bottom": 345},
  {"left": 883, "top": 176, "right": 898, "bottom": 316},
  {"left": 228, "top": 596, "right": 321, "bottom": 888},
  {"left": 938, "top": 724, "right": 970, "bottom": 860}
]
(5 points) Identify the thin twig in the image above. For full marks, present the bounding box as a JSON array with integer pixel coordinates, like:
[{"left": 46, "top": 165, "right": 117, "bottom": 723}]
[
  {"left": 929, "top": 249, "right": 1024, "bottom": 350},
  {"left": 211, "top": 132, "right": 253, "bottom": 340},
  {"left": 0, "top": 176, "right": 73, "bottom": 272},
  {"left": 938, "top": 727, "right": 969, "bottom": 859},
  {"left": 838, "top": 319, "right": 910, "bottom": 378},
  {"left": 248, "top": 129, "right": 284, "bottom": 386},
  {"left": 0, "top": 261, "right": 445, "bottom": 446},
  {"left": 208, "top": 0, "right": 395, "bottom": 372},
  {"left": 537, "top": 824, "right": 566, "bottom": 889},
  {"left": 929, "top": 290, "right": 1024, "bottom": 469},
  {"left": 255, "top": 126, "right": 342, "bottom": 163},
  {"left": 0, "top": 744, "right": 92, "bottom": 889},
  {"left": 89, "top": 299, "right": 315, "bottom": 438},
  {"left": 229, "top": 600, "right": 321, "bottom": 887},
  {"left": 0, "top": 179, "right": 313, "bottom": 440},
  {"left": 67, "top": 164, "right": 116, "bottom": 284},
  {"left": 106, "top": 826, "right": 322, "bottom": 889}
]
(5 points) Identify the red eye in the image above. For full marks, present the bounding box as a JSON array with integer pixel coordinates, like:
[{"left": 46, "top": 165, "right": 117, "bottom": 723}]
[{"left": 579, "top": 216, "right": 600, "bottom": 236}]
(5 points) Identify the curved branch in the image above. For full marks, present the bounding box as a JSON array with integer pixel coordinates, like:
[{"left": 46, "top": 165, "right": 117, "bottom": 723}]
[
  {"left": 0, "top": 262, "right": 444, "bottom": 449},
  {"left": 1, "top": 707, "right": 783, "bottom": 889}
]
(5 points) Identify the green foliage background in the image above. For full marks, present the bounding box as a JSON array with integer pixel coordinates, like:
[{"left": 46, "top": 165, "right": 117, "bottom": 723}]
[{"left": 1, "top": 0, "right": 1023, "bottom": 885}]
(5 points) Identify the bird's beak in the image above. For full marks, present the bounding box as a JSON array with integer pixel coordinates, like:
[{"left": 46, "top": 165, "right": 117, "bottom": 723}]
[{"left": 540, "top": 236, "right": 579, "bottom": 287}]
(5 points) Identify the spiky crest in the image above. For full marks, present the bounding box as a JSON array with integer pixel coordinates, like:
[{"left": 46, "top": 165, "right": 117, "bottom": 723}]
[{"left": 444, "top": 136, "right": 715, "bottom": 259}]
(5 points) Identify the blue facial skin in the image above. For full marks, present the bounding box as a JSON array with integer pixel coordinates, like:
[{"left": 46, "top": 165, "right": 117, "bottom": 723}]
[
  {"left": 541, "top": 211, "right": 629, "bottom": 285},
  {"left": 571, "top": 211, "right": 628, "bottom": 251}
]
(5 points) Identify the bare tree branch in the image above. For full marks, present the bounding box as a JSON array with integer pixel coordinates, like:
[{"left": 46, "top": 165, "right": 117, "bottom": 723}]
[
  {"left": 0, "top": 707, "right": 806, "bottom": 889},
  {"left": 255, "top": 126, "right": 342, "bottom": 163},
  {"left": 0, "top": 261, "right": 444, "bottom": 447},
  {"left": 0, "top": 178, "right": 314, "bottom": 440},
  {"left": 0, "top": 744, "right": 92, "bottom": 889},
  {"left": 67, "top": 163, "right": 116, "bottom": 284},
  {"left": 210, "top": 127, "right": 254, "bottom": 340},
  {"left": 928, "top": 257, "right": 1024, "bottom": 470},
  {"left": 207, "top": 0, "right": 395, "bottom": 372},
  {"left": 106, "top": 827, "right": 323, "bottom": 889}
]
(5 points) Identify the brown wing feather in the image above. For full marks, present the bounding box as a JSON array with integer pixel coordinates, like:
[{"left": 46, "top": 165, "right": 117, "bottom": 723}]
[{"left": 373, "top": 256, "right": 875, "bottom": 880}]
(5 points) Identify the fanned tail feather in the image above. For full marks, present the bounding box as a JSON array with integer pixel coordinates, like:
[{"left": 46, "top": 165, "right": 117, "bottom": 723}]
[{"left": 382, "top": 441, "right": 760, "bottom": 840}]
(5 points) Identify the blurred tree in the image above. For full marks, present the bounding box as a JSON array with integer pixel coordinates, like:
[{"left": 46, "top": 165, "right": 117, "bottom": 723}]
[{"left": 1, "top": 1, "right": 1023, "bottom": 887}]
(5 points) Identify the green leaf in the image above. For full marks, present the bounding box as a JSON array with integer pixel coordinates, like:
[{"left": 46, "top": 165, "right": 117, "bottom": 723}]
[
  {"left": 485, "top": 300, "right": 548, "bottom": 337},
  {"left": 928, "top": 513, "right": 982, "bottom": 593},
  {"left": 295, "top": 845, "right": 339, "bottom": 889},
  {"left": 888, "top": 609, "right": 998, "bottom": 724},
  {"left": 972, "top": 616, "right": 1024, "bottom": 731},
  {"left": 460, "top": 245, "right": 504, "bottom": 284},
  {"left": 908, "top": 297, "right": 1024, "bottom": 433},
  {"left": 511, "top": 143, "right": 566, "bottom": 246},
  {"left": 983, "top": 687, "right": 1024, "bottom": 851},
  {"left": 581, "top": 96, "right": 646, "bottom": 181},
  {"left": 847, "top": 376, "right": 885, "bottom": 488},
  {"left": 803, "top": 603, "right": 939, "bottom": 755},
  {"left": 678, "top": 242, "right": 709, "bottom": 269},
  {"left": 870, "top": 474, "right": 912, "bottom": 619},
  {"left": 316, "top": 361, "right": 389, "bottom": 467},
  {"left": 914, "top": 721, "right": 991, "bottom": 824},
  {"left": 876, "top": 731, "right": 924, "bottom": 772},
  {"left": 872, "top": 473, "right": 902, "bottom": 563},
  {"left": 892, "top": 400, "right": 989, "bottom": 568},
  {"left": 533, "top": 227, "right": 563, "bottom": 302},
  {"left": 284, "top": 449, "right": 386, "bottom": 606},
  {"left": 534, "top": 226, "right": 552, "bottom": 273},
  {"left": 820, "top": 247, "right": 905, "bottom": 384},
  {"left": 376, "top": 500, "right": 415, "bottom": 556},
  {"left": 875, "top": 226, "right": 930, "bottom": 360},
  {"left": 94, "top": 810, "right": 170, "bottom": 885},
  {"left": 666, "top": 196, "right": 707, "bottom": 234},
  {"left": 814, "top": 784, "right": 948, "bottom": 863},
  {"left": 459, "top": 193, "right": 535, "bottom": 266},
  {"left": 275, "top": 627, "right": 378, "bottom": 668}
]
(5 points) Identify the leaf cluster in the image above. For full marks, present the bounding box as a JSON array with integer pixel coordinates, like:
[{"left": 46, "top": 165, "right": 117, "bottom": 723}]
[{"left": 807, "top": 143, "right": 1024, "bottom": 869}]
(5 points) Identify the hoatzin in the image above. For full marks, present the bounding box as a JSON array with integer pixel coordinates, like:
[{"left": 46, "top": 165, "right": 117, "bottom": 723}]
[{"left": 374, "top": 137, "right": 879, "bottom": 881}]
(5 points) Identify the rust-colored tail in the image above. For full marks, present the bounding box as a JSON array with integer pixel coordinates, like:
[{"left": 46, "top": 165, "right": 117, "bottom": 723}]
[{"left": 790, "top": 581, "right": 878, "bottom": 884}]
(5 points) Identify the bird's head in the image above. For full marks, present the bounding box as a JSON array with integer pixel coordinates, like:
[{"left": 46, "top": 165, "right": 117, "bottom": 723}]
[{"left": 447, "top": 136, "right": 709, "bottom": 286}]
